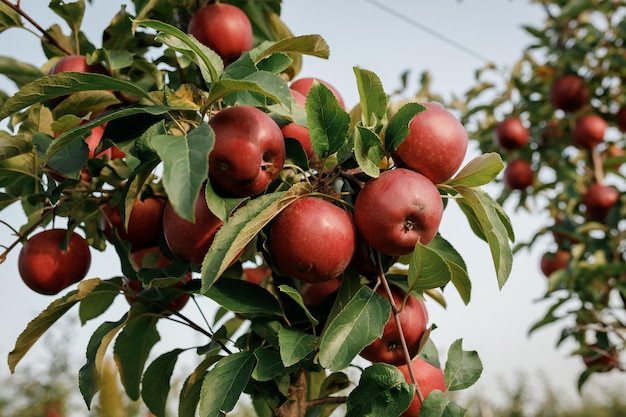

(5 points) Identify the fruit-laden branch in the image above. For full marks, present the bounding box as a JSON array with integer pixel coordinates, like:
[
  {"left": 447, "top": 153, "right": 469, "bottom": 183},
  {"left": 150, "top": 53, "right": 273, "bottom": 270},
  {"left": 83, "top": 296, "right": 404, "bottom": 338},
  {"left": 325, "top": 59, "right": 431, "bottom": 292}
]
[{"left": 0, "top": 0, "right": 74, "bottom": 56}]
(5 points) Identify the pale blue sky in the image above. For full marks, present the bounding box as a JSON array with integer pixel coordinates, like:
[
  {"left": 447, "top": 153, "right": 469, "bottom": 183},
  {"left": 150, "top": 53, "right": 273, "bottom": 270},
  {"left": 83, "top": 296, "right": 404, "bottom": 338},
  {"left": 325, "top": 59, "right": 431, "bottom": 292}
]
[{"left": 1, "top": 0, "right": 624, "bottom": 411}]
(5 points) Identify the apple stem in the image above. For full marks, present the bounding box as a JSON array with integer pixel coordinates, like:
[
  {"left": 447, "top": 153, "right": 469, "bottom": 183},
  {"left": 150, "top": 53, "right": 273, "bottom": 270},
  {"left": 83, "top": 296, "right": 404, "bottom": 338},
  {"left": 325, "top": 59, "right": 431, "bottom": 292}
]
[
  {"left": 591, "top": 147, "right": 605, "bottom": 185},
  {"left": 0, "top": 0, "right": 74, "bottom": 56},
  {"left": 377, "top": 258, "right": 425, "bottom": 405}
]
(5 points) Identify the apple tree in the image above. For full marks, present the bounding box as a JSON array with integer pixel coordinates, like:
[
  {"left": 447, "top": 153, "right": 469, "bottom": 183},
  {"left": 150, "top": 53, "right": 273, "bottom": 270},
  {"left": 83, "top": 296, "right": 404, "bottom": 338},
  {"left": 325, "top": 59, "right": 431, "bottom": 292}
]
[
  {"left": 0, "top": 1, "right": 514, "bottom": 416},
  {"left": 456, "top": 0, "right": 626, "bottom": 389}
]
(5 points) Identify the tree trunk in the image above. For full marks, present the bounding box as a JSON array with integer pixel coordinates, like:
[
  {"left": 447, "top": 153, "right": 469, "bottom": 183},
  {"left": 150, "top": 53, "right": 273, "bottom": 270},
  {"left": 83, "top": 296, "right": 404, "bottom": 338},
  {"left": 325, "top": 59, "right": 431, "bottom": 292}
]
[{"left": 273, "top": 368, "right": 308, "bottom": 417}]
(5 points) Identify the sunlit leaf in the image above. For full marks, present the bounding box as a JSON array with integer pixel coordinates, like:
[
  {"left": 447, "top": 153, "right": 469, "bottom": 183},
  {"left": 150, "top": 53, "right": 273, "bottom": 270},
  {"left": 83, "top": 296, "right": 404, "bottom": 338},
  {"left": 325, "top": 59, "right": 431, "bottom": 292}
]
[
  {"left": 278, "top": 327, "right": 319, "bottom": 367},
  {"left": 444, "top": 339, "right": 483, "bottom": 391},
  {"left": 306, "top": 81, "right": 351, "bottom": 158},
  {"left": 447, "top": 152, "right": 504, "bottom": 187}
]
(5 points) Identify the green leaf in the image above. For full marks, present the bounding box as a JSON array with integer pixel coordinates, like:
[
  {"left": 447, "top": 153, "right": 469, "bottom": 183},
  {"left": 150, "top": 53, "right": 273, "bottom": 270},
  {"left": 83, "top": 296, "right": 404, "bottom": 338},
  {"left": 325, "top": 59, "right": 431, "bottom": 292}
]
[
  {"left": 52, "top": 90, "right": 121, "bottom": 118},
  {"left": 179, "top": 353, "right": 223, "bottom": 417},
  {"left": 407, "top": 242, "right": 452, "bottom": 292},
  {"left": 319, "top": 286, "right": 390, "bottom": 371},
  {"left": 49, "top": 0, "right": 85, "bottom": 35},
  {"left": 444, "top": 339, "right": 483, "bottom": 391},
  {"left": 354, "top": 125, "right": 385, "bottom": 178},
  {"left": 447, "top": 153, "right": 504, "bottom": 187},
  {"left": 306, "top": 81, "right": 351, "bottom": 158},
  {"left": 0, "top": 56, "right": 42, "bottom": 87},
  {"left": 0, "top": 72, "right": 158, "bottom": 121},
  {"left": 251, "top": 35, "right": 330, "bottom": 62},
  {"left": 113, "top": 315, "right": 161, "bottom": 400},
  {"left": 278, "top": 327, "right": 319, "bottom": 367},
  {"left": 135, "top": 19, "right": 223, "bottom": 84},
  {"left": 8, "top": 278, "right": 102, "bottom": 373},
  {"left": 205, "top": 278, "right": 283, "bottom": 316},
  {"left": 142, "top": 349, "right": 185, "bottom": 417},
  {"left": 151, "top": 124, "right": 213, "bottom": 222},
  {"left": 427, "top": 235, "right": 471, "bottom": 304},
  {"left": 78, "top": 278, "right": 123, "bottom": 324},
  {"left": 419, "top": 390, "right": 467, "bottom": 417},
  {"left": 455, "top": 186, "right": 513, "bottom": 289},
  {"left": 199, "top": 351, "right": 256, "bottom": 417},
  {"left": 253, "top": 348, "right": 298, "bottom": 382},
  {"left": 346, "top": 363, "right": 413, "bottom": 417},
  {"left": 206, "top": 71, "right": 291, "bottom": 110},
  {"left": 354, "top": 67, "right": 388, "bottom": 128},
  {"left": 46, "top": 133, "right": 89, "bottom": 175},
  {"left": 0, "top": 134, "right": 32, "bottom": 160},
  {"left": 384, "top": 102, "right": 426, "bottom": 152},
  {"left": 200, "top": 183, "right": 311, "bottom": 292},
  {"left": 278, "top": 284, "right": 319, "bottom": 327},
  {"left": 79, "top": 314, "right": 128, "bottom": 408},
  {"left": 0, "top": 2, "right": 23, "bottom": 32}
]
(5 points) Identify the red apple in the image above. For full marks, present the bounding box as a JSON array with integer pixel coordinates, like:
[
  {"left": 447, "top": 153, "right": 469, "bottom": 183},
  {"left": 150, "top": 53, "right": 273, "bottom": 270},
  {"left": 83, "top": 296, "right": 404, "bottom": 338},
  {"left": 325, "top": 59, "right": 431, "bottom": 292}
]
[
  {"left": 243, "top": 265, "right": 273, "bottom": 285},
  {"left": 300, "top": 277, "right": 342, "bottom": 306},
  {"left": 360, "top": 286, "right": 428, "bottom": 365},
  {"left": 124, "top": 246, "right": 191, "bottom": 312},
  {"left": 540, "top": 250, "right": 571, "bottom": 277},
  {"left": 582, "top": 182, "right": 619, "bottom": 220},
  {"left": 188, "top": 3, "right": 253, "bottom": 64},
  {"left": 18, "top": 229, "right": 91, "bottom": 295},
  {"left": 162, "top": 188, "right": 224, "bottom": 265},
  {"left": 392, "top": 102, "right": 468, "bottom": 184},
  {"left": 208, "top": 105, "right": 285, "bottom": 197},
  {"left": 354, "top": 168, "right": 444, "bottom": 256},
  {"left": 549, "top": 74, "right": 589, "bottom": 112},
  {"left": 397, "top": 357, "right": 446, "bottom": 417},
  {"left": 572, "top": 114, "right": 607, "bottom": 149},
  {"left": 269, "top": 196, "right": 357, "bottom": 283},
  {"left": 281, "top": 90, "right": 313, "bottom": 158},
  {"left": 290, "top": 77, "right": 346, "bottom": 109},
  {"left": 494, "top": 117, "right": 529, "bottom": 150},
  {"left": 503, "top": 159, "right": 534, "bottom": 190},
  {"left": 101, "top": 195, "right": 166, "bottom": 252}
]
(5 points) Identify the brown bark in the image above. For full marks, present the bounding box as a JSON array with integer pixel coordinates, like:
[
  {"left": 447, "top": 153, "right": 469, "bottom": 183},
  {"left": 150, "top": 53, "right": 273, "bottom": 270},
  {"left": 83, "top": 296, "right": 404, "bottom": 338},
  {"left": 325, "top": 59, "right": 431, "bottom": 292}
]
[{"left": 273, "top": 368, "right": 308, "bottom": 417}]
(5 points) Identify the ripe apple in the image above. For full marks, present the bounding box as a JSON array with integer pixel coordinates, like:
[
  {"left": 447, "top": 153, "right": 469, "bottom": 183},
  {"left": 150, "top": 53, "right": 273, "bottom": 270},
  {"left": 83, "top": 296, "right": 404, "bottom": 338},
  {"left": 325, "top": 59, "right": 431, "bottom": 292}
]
[
  {"left": 18, "top": 229, "right": 91, "bottom": 295},
  {"left": 162, "top": 188, "right": 224, "bottom": 265},
  {"left": 300, "top": 276, "right": 342, "bottom": 306},
  {"left": 503, "top": 159, "right": 534, "bottom": 190},
  {"left": 354, "top": 168, "right": 444, "bottom": 256},
  {"left": 582, "top": 182, "right": 620, "bottom": 220},
  {"left": 540, "top": 250, "right": 571, "bottom": 277},
  {"left": 101, "top": 196, "right": 166, "bottom": 252},
  {"left": 187, "top": 3, "right": 253, "bottom": 64},
  {"left": 572, "top": 114, "right": 607, "bottom": 149},
  {"left": 48, "top": 55, "right": 110, "bottom": 106},
  {"left": 392, "top": 102, "right": 468, "bottom": 184},
  {"left": 208, "top": 105, "right": 285, "bottom": 197},
  {"left": 124, "top": 246, "right": 191, "bottom": 312},
  {"left": 281, "top": 89, "right": 313, "bottom": 159},
  {"left": 549, "top": 74, "right": 589, "bottom": 112},
  {"left": 397, "top": 357, "right": 446, "bottom": 417},
  {"left": 360, "top": 286, "right": 428, "bottom": 365},
  {"left": 290, "top": 77, "right": 346, "bottom": 109},
  {"left": 243, "top": 265, "right": 273, "bottom": 285},
  {"left": 494, "top": 117, "right": 529, "bottom": 150},
  {"left": 269, "top": 196, "right": 357, "bottom": 283}
]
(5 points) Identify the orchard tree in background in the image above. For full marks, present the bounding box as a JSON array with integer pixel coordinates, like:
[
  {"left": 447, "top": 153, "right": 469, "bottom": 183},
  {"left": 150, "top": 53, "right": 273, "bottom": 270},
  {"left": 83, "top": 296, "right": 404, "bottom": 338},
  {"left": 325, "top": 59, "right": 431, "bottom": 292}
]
[
  {"left": 456, "top": 0, "right": 626, "bottom": 389},
  {"left": 0, "top": 1, "right": 514, "bottom": 416}
]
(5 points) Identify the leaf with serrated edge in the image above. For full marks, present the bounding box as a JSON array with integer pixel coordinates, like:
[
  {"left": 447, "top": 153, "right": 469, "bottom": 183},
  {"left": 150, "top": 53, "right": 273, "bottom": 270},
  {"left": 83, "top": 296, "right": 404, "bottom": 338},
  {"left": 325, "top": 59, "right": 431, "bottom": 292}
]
[
  {"left": 278, "top": 284, "right": 319, "bottom": 327},
  {"left": 8, "top": 278, "right": 101, "bottom": 373},
  {"left": 251, "top": 35, "right": 330, "bottom": 62},
  {"left": 447, "top": 152, "right": 504, "bottom": 187},
  {"left": 199, "top": 351, "right": 256, "bottom": 417},
  {"left": 419, "top": 390, "right": 468, "bottom": 417},
  {"left": 384, "top": 102, "right": 426, "bottom": 152},
  {"left": 142, "top": 348, "right": 185, "bottom": 417},
  {"left": 444, "top": 339, "right": 483, "bottom": 391},
  {"left": 354, "top": 67, "right": 388, "bottom": 128},
  {"left": 0, "top": 73, "right": 158, "bottom": 121},
  {"left": 319, "top": 286, "right": 390, "bottom": 371},
  {"left": 113, "top": 316, "right": 161, "bottom": 401},
  {"left": 306, "top": 81, "right": 351, "bottom": 158},
  {"left": 200, "top": 182, "right": 311, "bottom": 292},
  {"left": 427, "top": 235, "right": 471, "bottom": 304},
  {"left": 346, "top": 363, "right": 413, "bottom": 417},
  {"left": 354, "top": 125, "right": 384, "bottom": 178},
  {"left": 408, "top": 242, "right": 452, "bottom": 292},
  {"left": 455, "top": 186, "right": 513, "bottom": 288},
  {"left": 278, "top": 327, "right": 319, "bottom": 367},
  {"left": 253, "top": 347, "right": 298, "bottom": 381},
  {"left": 151, "top": 123, "right": 213, "bottom": 222}
]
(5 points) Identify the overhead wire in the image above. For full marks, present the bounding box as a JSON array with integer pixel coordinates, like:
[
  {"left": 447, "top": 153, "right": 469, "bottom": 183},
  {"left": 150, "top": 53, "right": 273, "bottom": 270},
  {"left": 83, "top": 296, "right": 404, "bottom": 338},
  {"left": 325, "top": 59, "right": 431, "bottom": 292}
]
[{"left": 363, "top": 0, "right": 493, "bottom": 65}]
